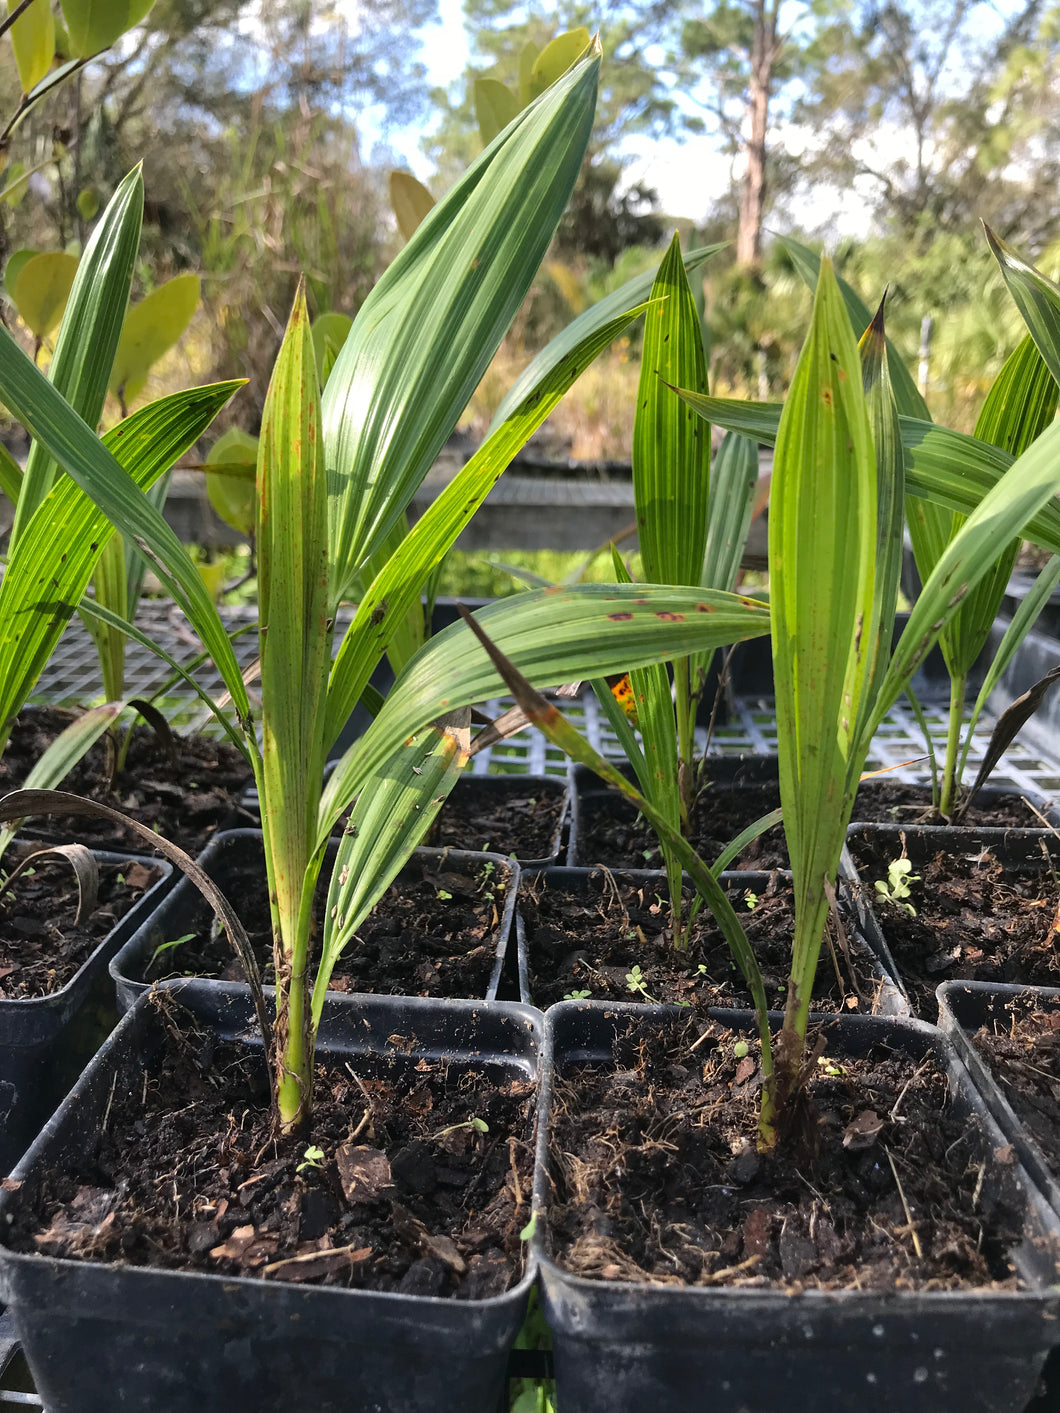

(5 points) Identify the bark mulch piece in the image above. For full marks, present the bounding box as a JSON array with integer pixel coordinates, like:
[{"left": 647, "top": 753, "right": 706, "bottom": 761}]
[
  {"left": 4, "top": 993, "right": 534, "bottom": 1298},
  {"left": 0, "top": 705, "right": 254, "bottom": 857},
  {"left": 849, "top": 835, "right": 1060, "bottom": 1016},
  {"left": 547, "top": 1013, "right": 1025, "bottom": 1293},
  {"left": 521, "top": 870, "right": 880, "bottom": 1012},
  {"left": 0, "top": 854, "right": 164, "bottom": 999},
  {"left": 145, "top": 848, "right": 512, "bottom": 1000}
]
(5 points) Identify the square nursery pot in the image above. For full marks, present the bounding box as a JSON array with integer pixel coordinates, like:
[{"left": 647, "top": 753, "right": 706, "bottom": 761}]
[
  {"left": 843, "top": 826, "right": 1060, "bottom": 1020},
  {"left": 109, "top": 829, "right": 520, "bottom": 1012},
  {"left": 0, "top": 848, "right": 171, "bottom": 1178},
  {"left": 532, "top": 1001, "right": 1060, "bottom": 1413},
  {"left": 937, "top": 980, "right": 1060, "bottom": 1220},
  {"left": 243, "top": 769, "right": 570, "bottom": 870},
  {"left": 424, "top": 772, "right": 570, "bottom": 869},
  {"left": 514, "top": 865, "right": 905, "bottom": 1017},
  {"left": 725, "top": 611, "right": 1001, "bottom": 706},
  {"left": 566, "top": 756, "right": 783, "bottom": 871},
  {"left": 0, "top": 980, "right": 542, "bottom": 1413}
]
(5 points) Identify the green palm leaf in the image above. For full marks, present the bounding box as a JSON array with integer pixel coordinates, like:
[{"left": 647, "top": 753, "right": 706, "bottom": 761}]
[
  {"left": 0, "top": 380, "right": 242, "bottom": 752},
  {"left": 320, "top": 584, "right": 770, "bottom": 846},
  {"left": 322, "top": 46, "right": 600, "bottom": 602},
  {"left": 11, "top": 167, "right": 142, "bottom": 541}
]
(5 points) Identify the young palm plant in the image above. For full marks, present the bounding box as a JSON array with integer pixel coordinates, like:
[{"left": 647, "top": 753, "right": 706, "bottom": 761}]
[
  {"left": 470, "top": 257, "right": 1060, "bottom": 1147},
  {"left": 748, "top": 235, "right": 1060, "bottom": 820},
  {"left": 0, "top": 46, "right": 773, "bottom": 1137}
]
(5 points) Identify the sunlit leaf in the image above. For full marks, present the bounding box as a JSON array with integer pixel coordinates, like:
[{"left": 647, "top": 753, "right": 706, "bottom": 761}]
[
  {"left": 7, "top": 0, "right": 55, "bottom": 95},
  {"left": 59, "top": 0, "right": 155, "bottom": 57},
  {"left": 474, "top": 77, "right": 519, "bottom": 146},
  {"left": 9, "top": 251, "right": 79, "bottom": 338},
  {"left": 528, "top": 28, "right": 591, "bottom": 97},
  {"left": 205, "top": 426, "right": 257, "bottom": 537},
  {"left": 109, "top": 272, "right": 200, "bottom": 402},
  {"left": 388, "top": 171, "right": 435, "bottom": 243}
]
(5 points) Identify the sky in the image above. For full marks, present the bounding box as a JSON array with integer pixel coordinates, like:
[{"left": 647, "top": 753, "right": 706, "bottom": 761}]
[
  {"left": 364, "top": 0, "right": 1024, "bottom": 238},
  {"left": 363, "top": 0, "right": 746, "bottom": 226}
]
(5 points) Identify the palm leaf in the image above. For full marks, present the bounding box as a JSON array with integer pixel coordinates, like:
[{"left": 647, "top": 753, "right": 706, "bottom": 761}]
[
  {"left": 0, "top": 379, "right": 243, "bottom": 752},
  {"left": 12, "top": 167, "right": 142, "bottom": 540},
  {"left": 322, "top": 46, "right": 600, "bottom": 601}
]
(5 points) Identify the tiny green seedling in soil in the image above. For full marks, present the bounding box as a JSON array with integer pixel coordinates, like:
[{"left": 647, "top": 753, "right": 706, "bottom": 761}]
[
  {"left": 146, "top": 932, "right": 196, "bottom": 972},
  {"left": 625, "top": 965, "right": 657, "bottom": 1003},
  {"left": 733, "top": 1040, "right": 750, "bottom": 1060},
  {"left": 874, "top": 857, "right": 920, "bottom": 915},
  {"left": 436, "top": 888, "right": 453, "bottom": 901},
  {"left": 744, "top": 892, "right": 758, "bottom": 910},
  {"left": 430, "top": 1117, "right": 489, "bottom": 1141},
  {"left": 296, "top": 1144, "right": 325, "bottom": 1174},
  {"left": 563, "top": 989, "right": 591, "bottom": 1001}
]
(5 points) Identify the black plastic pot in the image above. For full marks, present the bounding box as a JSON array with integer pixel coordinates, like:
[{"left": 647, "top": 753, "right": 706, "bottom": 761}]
[
  {"left": 532, "top": 1000, "right": 1060, "bottom": 1413},
  {"left": 0, "top": 848, "right": 172, "bottom": 1177},
  {"left": 109, "top": 828, "right": 520, "bottom": 1012},
  {"left": 430, "top": 772, "right": 569, "bottom": 869},
  {"left": 327, "top": 598, "right": 494, "bottom": 763},
  {"left": 725, "top": 611, "right": 1003, "bottom": 704},
  {"left": 937, "top": 980, "right": 1060, "bottom": 1220},
  {"left": 843, "top": 826, "right": 1060, "bottom": 1018},
  {"left": 566, "top": 756, "right": 782, "bottom": 868},
  {"left": 246, "top": 766, "right": 569, "bottom": 870},
  {"left": 514, "top": 865, "right": 906, "bottom": 1017},
  {"left": 1002, "top": 573, "right": 1060, "bottom": 642},
  {"left": 0, "top": 980, "right": 542, "bottom": 1413}
]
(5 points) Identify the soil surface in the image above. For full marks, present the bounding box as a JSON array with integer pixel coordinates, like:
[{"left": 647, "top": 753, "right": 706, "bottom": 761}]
[
  {"left": 0, "top": 853, "right": 163, "bottom": 998},
  {"left": 520, "top": 870, "right": 884, "bottom": 1013},
  {"left": 576, "top": 781, "right": 786, "bottom": 871},
  {"left": 969, "top": 996, "right": 1060, "bottom": 1185},
  {"left": 850, "top": 781, "right": 1054, "bottom": 828},
  {"left": 4, "top": 993, "right": 534, "bottom": 1297},
  {"left": 576, "top": 778, "right": 1049, "bottom": 873},
  {"left": 547, "top": 1012, "right": 1025, "bottom": 1292},
  {"left": 140, "top": 846, "right": 513, "bottom": 1000},
  {"left": 427, "top": 782, "right": 566, "bottom": 861},
  {"left": 848, "top": 835, "right": 1060, "bottom": 1016},
  {"left": 0, "top": 705, "right": 254, "bottom": 857}
]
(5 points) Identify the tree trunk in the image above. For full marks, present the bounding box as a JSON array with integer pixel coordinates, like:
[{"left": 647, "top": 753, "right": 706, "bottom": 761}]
[{"left": 736, "top": 0, "right": 778, "bottom": 266}]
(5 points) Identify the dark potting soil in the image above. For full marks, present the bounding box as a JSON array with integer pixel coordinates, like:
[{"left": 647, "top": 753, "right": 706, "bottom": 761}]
[
  {"left": 3, "top": 994, "right": 534, "bottom": 1297},
  {"left": 578, "top": 778, "right": 1049, "bottom": 875},
  {"left": 547, "top": 1013, "right": 1024, "bottom": 1292},
  {"left": 577, "top": 782, "right": 786, "bottom": 871},
  {"left": 521, "top": 871, "right": 881, "bottom": 1013},
  {"left": 850, "top": 780, "right": 1052, "bottom": 828},
  {"left": 970, "top": 996, "right": 1060, "bottom": 1185},
  {"left": 849, "top": 836, "right": 1060, "bottom": 1016},
  {"left": 428, "top": 785, "right": 563, "bottom": 861},
  {"left": 146, "top": 850, "right": 511, "bottom": 999},
  {"left": 0, "top": 705, "right": 254, "bottom": 857},
  {"left": 0, "top": 855, "right": 163, "bottom": 999}
]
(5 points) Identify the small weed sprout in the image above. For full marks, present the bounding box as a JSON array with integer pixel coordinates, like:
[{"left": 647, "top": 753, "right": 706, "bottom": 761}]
[
  {"left": 296, "top": 1144, "right": 325, "bottom": 1174},
  {"left": 744, "top": 892, "right": 759, "bottom": 910},
  {"left": 431, "top": 1117, "right": 489, "bottom": 1141},
  {"left": 146, "top": 932, "right": 196, "bottom": 973},
  {"left": 874, "top": 858, "right": 920, "bottom": 915},
  {"left": 625, "top": 964, "right": 657, "bottom": 1003},
  {"left": 563, "top": 988, "right": 592, "bottom": 1000},
  {"left": 733, "top": 1040, "right": 750, "bottom": 1060}
]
